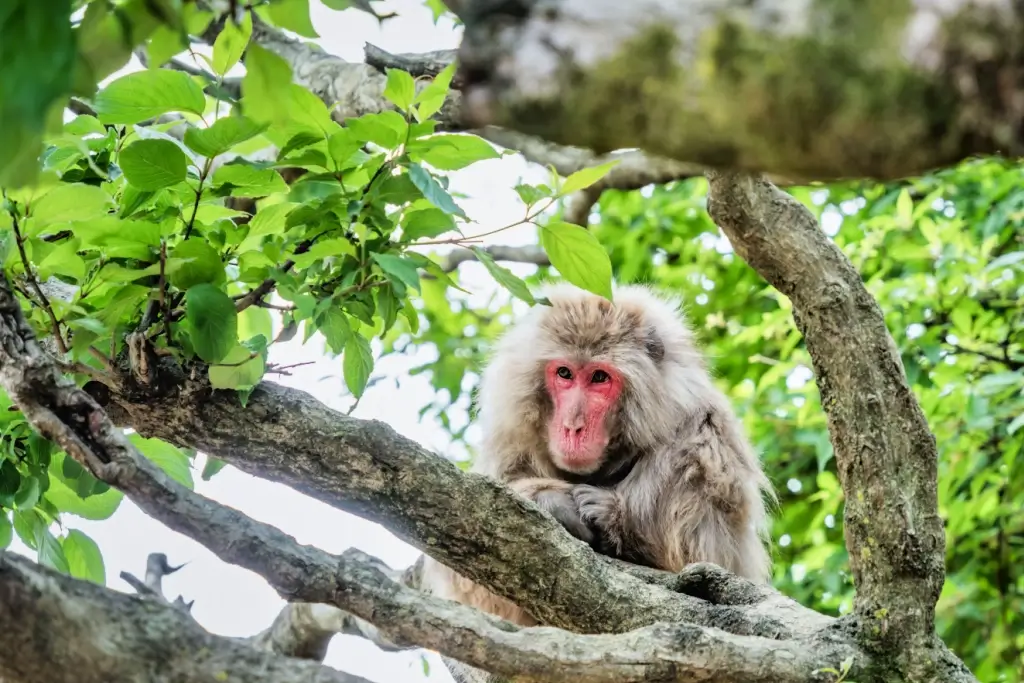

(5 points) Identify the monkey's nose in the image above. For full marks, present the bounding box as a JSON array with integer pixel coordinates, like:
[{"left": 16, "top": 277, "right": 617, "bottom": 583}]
[{"left": 562, "top": 426, "right": 584, "bottom": 437}]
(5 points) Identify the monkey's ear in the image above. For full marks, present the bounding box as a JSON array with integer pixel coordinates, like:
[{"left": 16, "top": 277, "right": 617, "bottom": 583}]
[{"left": 643, "top": 327, "right": 665, "bottom": 363}]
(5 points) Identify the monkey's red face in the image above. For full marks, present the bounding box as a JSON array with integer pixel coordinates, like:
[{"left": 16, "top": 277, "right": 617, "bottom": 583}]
[{"left": 544, "top": 359, "right": 622, "bottom": 473}]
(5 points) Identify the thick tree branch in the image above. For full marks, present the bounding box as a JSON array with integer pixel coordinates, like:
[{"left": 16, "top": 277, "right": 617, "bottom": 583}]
[
  {"left": 456, "top": 0, "right": 1024, "bottom": 181},
  {"left": 705, "top": 172, "right": 946, "bottom": 654},
  {"left": 233, "top": 18, "right": 464, "bottom": 128},
  {"left": 0, "top": 271, "right": 866, "bottom": 681},
  {"left": 91, "top": 370, "right": 823, "bottom": 640},
  {"left": 0, "top": 551, "right": 376, "bottom": 683}
]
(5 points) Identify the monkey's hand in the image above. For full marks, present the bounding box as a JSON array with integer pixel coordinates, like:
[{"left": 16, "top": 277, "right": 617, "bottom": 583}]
[
  {"left": 508, "top": 478, "right": 595, "bottom": 545},
  {"left": 571, "top": 485, "right": 625, "bottom": 555}
]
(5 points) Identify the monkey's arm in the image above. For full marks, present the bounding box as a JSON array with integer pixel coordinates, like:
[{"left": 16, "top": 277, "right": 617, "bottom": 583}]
[{"left": 507, "top": 477, "right": 596, "bottom": 545}]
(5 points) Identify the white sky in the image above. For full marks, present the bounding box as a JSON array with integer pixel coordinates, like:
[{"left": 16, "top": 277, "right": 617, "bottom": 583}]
[{"left": 12, "top": 2, "right": 554, "bottom": 680}]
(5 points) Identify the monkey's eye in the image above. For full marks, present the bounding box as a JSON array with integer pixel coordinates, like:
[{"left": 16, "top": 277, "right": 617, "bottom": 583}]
[
  {"left": 556, "top": 366, "right": 573, "bottom": 380},
  {"left": 591, "top": 369, "right": 610, "bottom": 384}
]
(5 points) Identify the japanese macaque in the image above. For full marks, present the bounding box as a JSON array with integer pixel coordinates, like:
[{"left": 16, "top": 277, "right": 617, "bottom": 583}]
[{"left": 421, "top": 283, "right": 774, "bottom": 625}]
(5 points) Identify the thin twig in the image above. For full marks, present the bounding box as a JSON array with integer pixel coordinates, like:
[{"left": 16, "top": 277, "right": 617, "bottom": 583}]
[{"left": 9, "top": 209, "right": 68, "bottom": 355}]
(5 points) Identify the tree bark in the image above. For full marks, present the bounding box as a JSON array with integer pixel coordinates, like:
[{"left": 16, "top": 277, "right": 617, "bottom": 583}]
[{"left": 455, "top": 0, "right": 1024, "bottom": 181}]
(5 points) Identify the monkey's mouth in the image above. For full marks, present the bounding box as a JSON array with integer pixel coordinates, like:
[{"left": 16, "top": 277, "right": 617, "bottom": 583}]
[{"left": 551, "top": 440, "right": 606, "bottom": 473}]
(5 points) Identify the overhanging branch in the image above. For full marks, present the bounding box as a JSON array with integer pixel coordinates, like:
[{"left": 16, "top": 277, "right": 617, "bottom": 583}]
[
  {"left": 0, "top": 551, "right": 376, "bottom": 683},
  {"left": 456, "top": 0, "right": 1024, "bottom": 181}
]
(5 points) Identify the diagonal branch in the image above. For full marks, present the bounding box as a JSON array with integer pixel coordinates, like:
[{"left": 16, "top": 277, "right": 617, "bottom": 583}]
[
  {"left": 89, "top": 369, "right": 822, "bottom": 639},
  {"left": 0, "top": 551, "right": 376, "bottom": 683},
  {"left": 0, "top": 270, "right": 861, "bottom": 682},
  {"left": 705, "top": 171, "right": 946, "bottom": 651}
]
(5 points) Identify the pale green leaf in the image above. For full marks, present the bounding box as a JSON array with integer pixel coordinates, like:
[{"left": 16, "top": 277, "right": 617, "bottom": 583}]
[
  {"left": 540, "top": 221, "right": 613, "bottom": 299},
  {"left": 343, "top": 334, "right": 373, "bottom": 398},
  {"left": 169, "top": 238, "right": 225, "bottom": 290},
  {"left": 94, "top": 70, "right": 206, "bottom": 124},
  {"left": 27, "top": 183, "right": 112, "bottom": 234},
  {"left": 414, "top": 62, "right": 455, "bottom": 120},
  {"left": 267, "top": 0, "right": 319, "bottom": 37},
  {"left": 129, "top": 434, "right": 194, "bottom": 489},
  {"left": 471, "top": 247, "right": 535, "bottom": 304},
  {"left": 241, "top": 44, "right": 293, "bottom": 125},
  {"left": 384, "top": 68, "right": 416, "bottom": 112},
  {"left": 559, "top": 160, "right": 619, "bottom": 196},
  {"left": 212, "top": 11, "right": 253, "bottom": 76},
  {"left": 408, "top": 134, "right": 498, "bottom": 171},
  {"left": 209, "top": 344, "right": 265, "bottom": 390},
  {"left": 239, "top": 306, "right": 274, "bottom": 342},
  {"left": 184, "top": 116, "right": 268, "bottom": 158},
  {"left": 63, "top": 529, "right": 106, "bottom": 585},
  {"left": 119, "top": 139, "right": 189, "bottom": 190},
  {"left": 212, "top": 163, "right": 289, "bottom": 197},
  {"left": 346, "top": 111, "right": 407, "bottom": 149}
]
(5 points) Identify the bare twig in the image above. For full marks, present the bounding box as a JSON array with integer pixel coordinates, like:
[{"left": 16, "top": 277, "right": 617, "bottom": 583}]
[{"left": 8, "top": 210, "right": 68, "bottom": 355}]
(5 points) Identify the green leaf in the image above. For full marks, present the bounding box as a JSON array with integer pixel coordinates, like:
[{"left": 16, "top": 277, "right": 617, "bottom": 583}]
[
  {"left": 408, "top": 162, "right": 467, "bottom": 218},
  {"left": 63, "top": 529, "right": 106, "bottom": 585},
  {"left": 343, "top": 334, "right": 373, "bottom": 398},
  {"left": 408, "top": 134, "right": 499, "bottom": 171},
  {"left": 514, "top": 183, "right": 550, "bottom": 206},
  {"left": 318, "top": 307, "right": 351, "bottom": 354},
  {"left": 212, "top": 163, "right": 289, "bottom": 197},
  {"left": 896, "top": 188, "right": 913, "bottom": 227},
  {"left": 147, "top": 24, "right": 187, "bottom": 68},
  {"left": 14, "top": 474, "right": 41, "bottom": 510},
  {"left": 384, "top": 68, "right": 416, "bottom": 112},
  {"left": 36, "top": 522, "right": 70, "bottom": 574},
  {"left": 558, "top": 161, "right": 619, "bottom": 196},
  {"left": 346, "top": 111, "right": 407, "bottom": 149},
  {"left": 184, "top": 116, "right": 268, "bottom": 158},
  {"left": 94, "top": 70, "right": 207, "bottom": 124},
  {"left": 470, "top": 247, "right": 535, "bottom": 303},
  {"left": 209, "top": 345, "right": 265, "bottom": 390},
  {"left": 27, "top": 183, "right": 112, "bottom": 233},
  {"left": 37, "top": 238, "right": 86, "bottom": 281},
  {"left": 0, "top": 512, "right": 11, "bottom": 549},
  {"left": 414, "top": 62, "right": 455, "bottom": 120},
  {"left": 129, "top": 434, "right": 194, "bottom": 489},
  {"left": 372, "top": 253, "right": 421, "bottom": 292},
  {"left": 44, "top": 476, "right": 123, "bottom": 520},
  {"left": 402, "top": 207, "right": 456, "bottom": 240},
  {"left": 119, "top": 139, "right": 189, "bottom": 190},
  {"left": 950, "top": 307, "right": 972, "bottom": 336},
  {"left": 540, "top": 221, "right": 613, "bottom": 299},
  {"left": 202, "top": 457, "right": 229, "bottom": 480},
  {"left": 241, "top": 44, "right": 293, "bottom": 125},
  {"left": 240, "top": 201, "right": 296, "bottom": 250},
  {"left": 185, "top": 284, "right": 238, "bottom": 363},
  {"left": 212, "top": 11, "right": 253, "bottom": 76},
  {"left": 267, "top": 0, "right": 319, "bottom": 37},
  {"left": 169, "top": 238, "right": 226, "bottom": 290},
  {"left": 0, "top": 0, "right": 74, "bottom": 188},
  {"left": 238, "top": 306, "right": 274, "bottom": 342}
]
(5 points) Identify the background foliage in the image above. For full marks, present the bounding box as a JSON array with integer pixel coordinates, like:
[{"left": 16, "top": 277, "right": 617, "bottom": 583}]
[{"left": 1, "top": 1, "right": 1022, "bottom": 681}]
